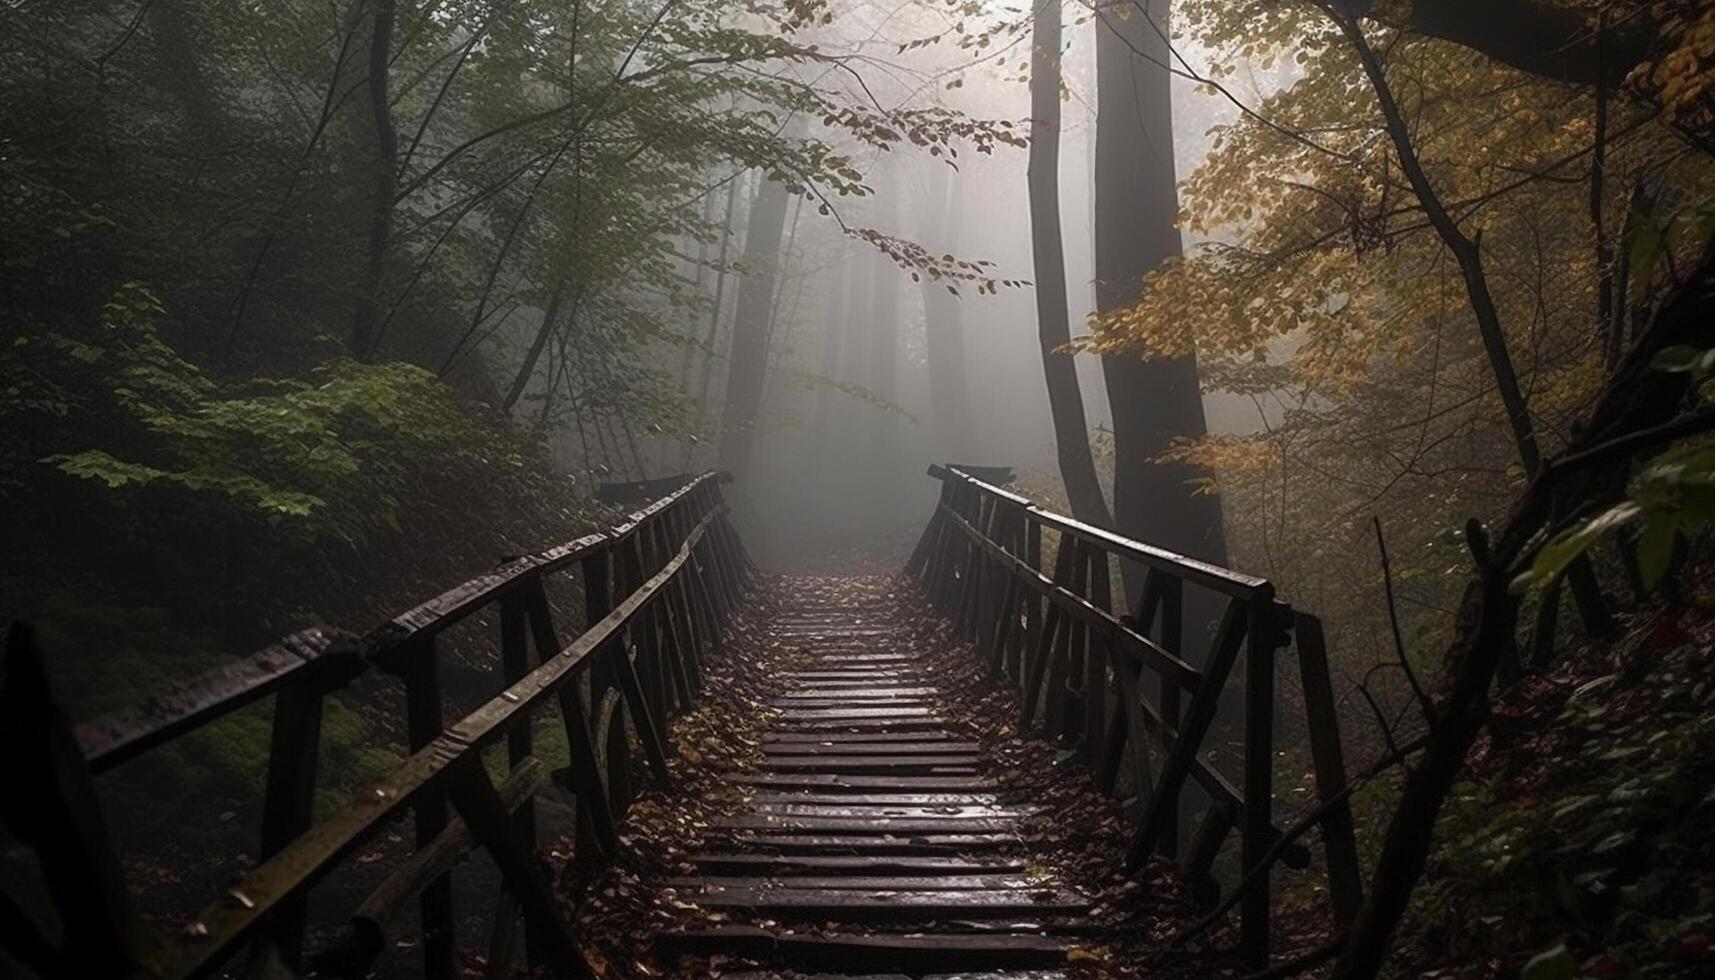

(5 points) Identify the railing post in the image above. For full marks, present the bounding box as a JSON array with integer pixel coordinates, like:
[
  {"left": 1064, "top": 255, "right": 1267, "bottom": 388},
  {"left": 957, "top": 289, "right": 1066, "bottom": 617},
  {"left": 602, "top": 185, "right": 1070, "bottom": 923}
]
[
  {"left": 0, "top": 623, "right": 147, "bottom": 977},
  {"left": 1080, "top": 540, "right": 1108, "bottom": 774},
  {"left": 1239, "top": 588, "right": 1280, "bottom": 970},
  {"left": 1044, "top": 534, "right": 1079, "bottom": 740},
  {"left": 496, "top": 589, "right": 539, "bottom": 965},
  {"left": 1294, "top": 611, "right": 1363, "bottom": 925},
  {"left": 257, "top": 634, "right": 360, "bottom": 970},
  {"left": 618, "top": 532, "right": 667, "bottom": 750},
  {"left": 526, "top": 574, "right": 619, "bottom": 860},
  {"left": 1131, "top": 599, "right": 1247, "bottom": 867},
  {"left": 1023, "top": 515, "right": 1042, "bottom": 688},
  {"left": 1158, "top": 576, "right": 1184, "bottom": 857},
  {"left": 393, "top": 638, "right": 456, "bottom": 980}
]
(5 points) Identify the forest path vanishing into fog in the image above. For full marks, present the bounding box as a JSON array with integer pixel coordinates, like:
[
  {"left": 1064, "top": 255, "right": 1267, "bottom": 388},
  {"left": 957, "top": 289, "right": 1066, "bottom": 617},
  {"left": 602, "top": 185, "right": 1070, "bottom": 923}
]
[{"left": 575, "top": 574, "right": 1191, "bottom": 979}]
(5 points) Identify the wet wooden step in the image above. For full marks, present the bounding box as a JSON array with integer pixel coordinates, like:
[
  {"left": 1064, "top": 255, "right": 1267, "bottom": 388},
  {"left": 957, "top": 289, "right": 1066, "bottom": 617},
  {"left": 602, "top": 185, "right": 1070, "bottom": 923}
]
[
  {"left": 782, "top": 671, "right": 916, "bottom": 681},
  {"left": 772, "top": 699, "right": 932, "bottom": 710},
  {"left": 749, "top": 803, "right": 1031, "bottom": 820},
  {"left": 723, "top": 833, "right": 1016, "bottom": 854},
  {"left": 749, "top": 792, "right": 1008, "bottom": 807},
  {"left": 777, "top": 687, "right": 937, "bottom": 699},
  {"left": 755, "top": 755, "right": 981, "bottom": 772},
  {"left": 657, "top": 927, "right": 1075, "bottom": 972},
  {"left": 717, "top": 815, "right": 1016, "bottom": 834},
  {"left": 763, "top": 741, "right": 981, "bottom": 756},
  {"left": 730, "top": 773, "right": 999, "bottom": 792},
  {"left": 688, "top": 854, "right": 1028, "bottom": 876},
  {"left": 764, "top": 731, "right": 968, "bottom": 745},
  {"left": 687, "top": 887, "right": 1089, "bottom": 920},
  {"left": 671, "top": 874, "right": 1043, "bottom": 892},
  {"left": 725, "top": 973, "right": 1070, "bottom": 980},
  {"left": 772, "top": 718, "right": 952, "bottom": 734}
]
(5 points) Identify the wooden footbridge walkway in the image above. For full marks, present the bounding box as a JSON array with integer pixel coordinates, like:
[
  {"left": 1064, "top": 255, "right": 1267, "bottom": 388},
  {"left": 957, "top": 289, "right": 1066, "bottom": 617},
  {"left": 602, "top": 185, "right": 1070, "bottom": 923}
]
[
  {"left": 1, "top": 467, "right": 1364, "bottom": 980},
  {"left": 655, "top": 577, "right": 1096, "bottom": 974}
]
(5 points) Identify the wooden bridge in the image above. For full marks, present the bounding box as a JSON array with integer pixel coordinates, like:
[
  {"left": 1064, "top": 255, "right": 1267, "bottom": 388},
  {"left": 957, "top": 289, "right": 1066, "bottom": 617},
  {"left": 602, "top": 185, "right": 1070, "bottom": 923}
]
[{"left": 0, "top": 467, "right": 1365, "bottom": 979}]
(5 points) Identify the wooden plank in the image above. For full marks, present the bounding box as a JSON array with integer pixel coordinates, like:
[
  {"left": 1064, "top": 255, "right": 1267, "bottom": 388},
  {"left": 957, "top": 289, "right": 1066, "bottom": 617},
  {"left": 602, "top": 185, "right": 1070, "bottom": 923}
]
[
  {"left": 372, "top": 473, "right": 718, "bottom": 652},
  {"left": 753, "top": 757, "right": 982, "bottom": 774},
  {"left": 658, "top": 927, "right": 1073, "bottom": 971},
  {"left": 771, "top": 719, "right": 952, "bottom": 734},
  {"left": 397, "top": 643, "right": 456, "bottom": 980},
  {"left": 762, "top": 741, "right": 981, "bottom": 756},
  {"left": 773, "top": 699, "right": 932, "bottom": 710},
  {"left": 748, "top": 793, "right": 1007, "bottom": 807},
  {"left": 777, "top": 688, "right": 938, "bottom": 698},
  {"left": 724, "top": 834, "right": 1016, "bottom": 854},
  {"left": 76, "top": 627, "right": 360, "bottom": 774},
  {"left": 671, "top": 875, "right": 1040, "bottom": 892},
  {"left": 443, "top": 759, "right": 586, "bottom": 977},
  {"left": 929, "top": 466, "right": 1269, "bottom": 597},
  {"left": 747, "top": 803, "right": 1033, "bottom": 820},
  {"left": 764, "top": 731, "right": 961, "bottom": 745},
  {"left": 147, "top": 508, "right": 723, "bottom": 979},
  {"left": 940, "top": 507, "right": 1203, "bottom": 692},
  {"left": 716, "top": 816, "right": 1017, "bottom": 834},
  {"left": 778, "top": 708, "right": 937, "bottom": 721},
  {"left": 1129, "top": 598, "right": 1248, "bottom": 867},
  {"left": 1240, "top": 592, "right": 1280, "bottom": 970},
  {"left": 340, "top": 760, "right": 546, "bottom": 969},
  {"left": 687, "top": 888, "right": 1088, "bottom": 919},
  {"left": 729, "top": 773, "right": 997, "bottom": 792},
  {"left": 687, "top": 854, "right": 1027, "bottom": 876},
  {"left": 2, "top": 624, "right": 149, "bottom": 977}
]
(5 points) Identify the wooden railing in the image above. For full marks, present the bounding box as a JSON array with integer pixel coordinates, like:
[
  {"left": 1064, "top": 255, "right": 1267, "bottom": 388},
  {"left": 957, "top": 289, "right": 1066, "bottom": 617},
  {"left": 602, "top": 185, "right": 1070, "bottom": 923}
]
[
  {"left": 0, "top": 472, "right": 752, "bottom": 980},
  {"left": 906, "top": 464, "right": 1361, "bottom": 969}
]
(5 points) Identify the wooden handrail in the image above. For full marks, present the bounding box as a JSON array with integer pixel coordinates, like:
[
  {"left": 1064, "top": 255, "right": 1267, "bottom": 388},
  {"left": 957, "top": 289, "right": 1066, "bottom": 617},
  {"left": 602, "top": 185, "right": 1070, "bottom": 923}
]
[
  {"left": 3, "top": 470, "right": 756, "bottom": 980},
  {"left": 155, "top": 506, "right": 727, "bottom": 979},
  {"left": 76, "top": 627, "right": 362, "bottom": 775},
  {"left": 927, "top": 464, "right": 1271, "bottom": 596},
  {"left": 909, "top": 462, "right": 1357, "bottom": 972},
  {"left": 374, "top": 471, "right": 728, "bottom": 650}
]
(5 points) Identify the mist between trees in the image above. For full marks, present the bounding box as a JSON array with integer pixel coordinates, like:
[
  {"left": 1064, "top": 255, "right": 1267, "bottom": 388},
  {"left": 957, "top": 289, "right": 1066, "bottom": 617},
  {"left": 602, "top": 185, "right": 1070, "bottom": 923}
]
[{"left": 5, "top": 1, "right": 1715, "bottom": 978}]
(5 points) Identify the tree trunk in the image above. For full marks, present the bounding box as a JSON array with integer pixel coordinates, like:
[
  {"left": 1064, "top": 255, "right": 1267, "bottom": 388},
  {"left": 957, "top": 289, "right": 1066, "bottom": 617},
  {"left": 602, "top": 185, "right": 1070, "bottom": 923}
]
[
  {"left": 351, "top": 0, "right": 398, "bottom": 362},
  {"left": 920, "top": 163, "right": 978, "bottom": 462},
  {"left": 717, "top": 169, "right": 793, "bottom": 477},
  {"left": 685, "top": 176, "right": 743, "bottom": 467},
  {"left": 1094, "top": 0, "right": 1228, "bottom": 583},
  {"left": 501, "top": 278, "right": 571, "bottom": 415},
  {"left": 1030, "top": 0, "right": 1113, "bottom": 527},
  {"left": 677, "top": 187, "right": 722, "bottom": 394},
  {"left": 809, "top": 262, "right": 854, "bottom": 469}
]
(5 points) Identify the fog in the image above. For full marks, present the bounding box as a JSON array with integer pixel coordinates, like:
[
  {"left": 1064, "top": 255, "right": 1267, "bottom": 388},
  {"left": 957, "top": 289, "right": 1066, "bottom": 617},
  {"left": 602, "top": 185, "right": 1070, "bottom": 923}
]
[{"left": 618, "top": 6, "right": 1281, "bottom": 568}]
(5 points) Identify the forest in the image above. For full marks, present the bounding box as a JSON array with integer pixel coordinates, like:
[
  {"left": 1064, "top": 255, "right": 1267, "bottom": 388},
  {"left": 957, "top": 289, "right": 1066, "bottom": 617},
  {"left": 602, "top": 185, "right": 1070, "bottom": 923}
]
[{"left": 3, "top": 1, "right": 1715, "bottom": 979}]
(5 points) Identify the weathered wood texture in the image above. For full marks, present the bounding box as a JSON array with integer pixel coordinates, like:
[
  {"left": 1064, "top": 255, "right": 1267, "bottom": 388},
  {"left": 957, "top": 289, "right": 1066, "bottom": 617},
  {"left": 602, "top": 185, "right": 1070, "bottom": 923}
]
[
  {"left": 906, "top": 463, "right": 1363, "bottom": 970},
  {"left": 655, "top": 581, "right": 1099, "bottom": 973},
  {"left": 1, "top": 472, "right": 752, "bottom": 980}
]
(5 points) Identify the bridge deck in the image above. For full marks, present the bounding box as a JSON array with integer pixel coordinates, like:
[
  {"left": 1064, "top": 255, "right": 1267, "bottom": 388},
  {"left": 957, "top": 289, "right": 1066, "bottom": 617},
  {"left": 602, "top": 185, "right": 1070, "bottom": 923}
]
[{"left": 622, "top": 575, "right": 1102, "bottom": 977}]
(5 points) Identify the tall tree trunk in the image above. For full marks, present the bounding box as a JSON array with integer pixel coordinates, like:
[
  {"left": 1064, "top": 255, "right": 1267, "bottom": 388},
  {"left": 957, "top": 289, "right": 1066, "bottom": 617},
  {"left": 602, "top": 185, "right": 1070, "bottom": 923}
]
[
  {"left": 868, "top": 158, "right": 901, "bottom": 461},
  {"left": 809, "top": 263, "right": 854, "bottom": 468},
  {"left": 501, "top": 278, "right": 571, "bottom": 414},
  {"left": 1030, "top": 0, "right": 1113, "bottom": 527},
  {"left": 351, "top": 0, "right": 398, "bottom": 361},
  {"left": 920, "top": 163, "right": 979, "bottom": 463},
  {"left": 867, "top": 240, "right": 901, "bottom": 452},
  {"left": 1094, "top": 0, "right": 1228, "bottom": 583},
  {"left": 685, "top": 176, "right": 743, "bottom": 467},
  {"left": 717, "top": 170, "right": 794, "bottom": 477},
  {"left": 677, "top": 187, "right": 722, "bottom": 392}
]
